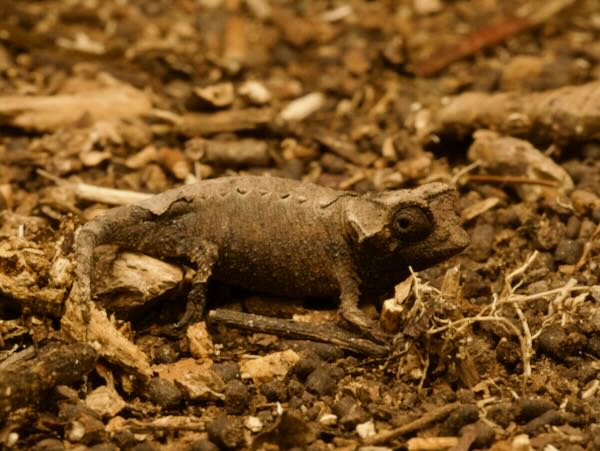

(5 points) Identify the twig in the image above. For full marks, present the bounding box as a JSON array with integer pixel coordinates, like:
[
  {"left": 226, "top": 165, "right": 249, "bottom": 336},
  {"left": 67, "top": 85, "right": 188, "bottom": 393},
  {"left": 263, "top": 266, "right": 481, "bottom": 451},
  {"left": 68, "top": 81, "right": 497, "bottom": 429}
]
[
  {"left": 575, "top": 223, "right": 600, "bottom": 271},
  {"left": 37, "top": 169, "right": 153, "bottom": 205},
  {"left": 410, "top": 0, "right": 576, "bottom": 76},
  {"left": 465, "top": 174, "right": 559, "bottom": 187},
  {"left": 362, "top": 402, "right": 460, "bottom": 445},
  {"left": 207, "top": 309, "right": 388, "bottom": 356}
]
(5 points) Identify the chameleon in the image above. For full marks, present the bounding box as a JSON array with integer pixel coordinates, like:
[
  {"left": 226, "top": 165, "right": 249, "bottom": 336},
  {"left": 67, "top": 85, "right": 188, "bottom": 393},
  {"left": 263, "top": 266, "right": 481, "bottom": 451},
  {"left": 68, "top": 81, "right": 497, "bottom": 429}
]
[{"left": 69, "top": 175, "right": 469, "bottom": 342}]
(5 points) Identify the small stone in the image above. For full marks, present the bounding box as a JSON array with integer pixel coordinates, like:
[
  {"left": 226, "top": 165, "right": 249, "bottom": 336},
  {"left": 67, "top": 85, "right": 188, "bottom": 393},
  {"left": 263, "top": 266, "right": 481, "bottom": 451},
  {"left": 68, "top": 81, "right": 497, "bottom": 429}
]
[
  {"left": 111, "top": 431, "right": 136, "bottom": 449},
  {"left": 356, "top": 420, "right": 376, "bottom": 438},
  {"left": 191, "top": 439, "right": 219, "bottom": 451},
  {"left": 318, "top": 413, "right": 338, "bottom": 426},
  {"left": 305, "top": 366, "right": 336, "bottom": 396},
  {"left": 239, "top": 80, "right": 272, "bottom": 105},
  {"left": 154, "top": 343, "right": 179, "bottom": 364},
  {"left": 468, "top": 223, "right": 494, "bottom": 262},
  {"left": 240, "top": 349, "right": 300, "bottom": 385},
  {"left": 332, "top": 396, "right": 368, "bottom": 430},
  {"left": 88, "top": 444, "right": 118, "bottom": 451},
  {"left": 147, "top": 377, "right": 182, "bottom": 408},
  {"left": 245, "top": 416, "right": 263, "bottom": 433},
  {"left": 33, "top": 438, "right": 65, "bottom": 451},
  {"left": 224, "top": 380, "right": 249, "bottom": 414},
  {"left": 486, "top": 403, "right": 514, "bottom": 428},
  {"left": 565, "top": 216, "right": 581, "bottom": 239},
  {"left": 287, "top": 379, "right": 305, "bottom": 398},
  {"left": 187, "top": 322, "right": 214, "bottom": 359},
  {"left": 570, "top": 189, "right": 600, "bottom": 215},
  {"left": 537, "top": 325, "right": 569, "bottom": 361},
  {"left": 211, "top": 361, "right": 240, "bottom": 383},
  {"left": 293, "top": 355, "right": 322, "bottom": 381},
  {"left": 554, "top": 239, "right": 584, "bottom": 264},
  {"left": 129, "top": 443, "right": 158, "bottom": 451},
  {"left": 413, "top": 0, "right": 443, "bottom": 15},
  {"left": 260, "top": 380, "right": 288, "bottom": 402},
  {"left": 495, "top": 338, "right": 521, "bottom": 368},
  {"left": 515, "top": 398, "right": 556, "bottom": 423},
  {"left": 587, "top": 334, "right": 600, "bottom": 358},
  {"left": 207, "top": 416, "right": 244, "bottom": 449}
]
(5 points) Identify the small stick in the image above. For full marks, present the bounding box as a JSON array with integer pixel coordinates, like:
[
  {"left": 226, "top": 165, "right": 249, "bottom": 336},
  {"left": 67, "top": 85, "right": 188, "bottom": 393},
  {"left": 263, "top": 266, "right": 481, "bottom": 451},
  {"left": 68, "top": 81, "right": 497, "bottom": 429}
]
[
  {"left": 465, "top": 174, "right": 559, "bottom": 187},
  {"left": 362, "top": 402, "right": 460, "bottom": 445},
  {"left": 207, "top": 309, "right": 388, "bottom": 356},
  {"left": 37, "top": 169, "right": 152, "bottom": 205},
  {"left": 411, "top": 0, "right": 576, "bottom": 77},
  {"left": 0, "top": 342, "right": 97, "bottom": 421}
]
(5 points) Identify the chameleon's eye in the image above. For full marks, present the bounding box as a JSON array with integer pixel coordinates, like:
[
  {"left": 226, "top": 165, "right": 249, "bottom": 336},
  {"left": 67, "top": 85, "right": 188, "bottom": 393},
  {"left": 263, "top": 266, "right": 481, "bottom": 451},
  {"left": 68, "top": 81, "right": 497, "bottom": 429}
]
[{"left": 392, "top": 206, "right": 433, "bottom": 242}]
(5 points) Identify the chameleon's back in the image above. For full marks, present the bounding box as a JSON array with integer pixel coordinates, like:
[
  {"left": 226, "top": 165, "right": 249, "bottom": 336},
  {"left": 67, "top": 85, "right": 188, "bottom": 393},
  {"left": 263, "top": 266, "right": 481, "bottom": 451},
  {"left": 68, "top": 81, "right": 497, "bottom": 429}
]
[{"left": 127, "top": 176, "right": 356, "bottom": 298}]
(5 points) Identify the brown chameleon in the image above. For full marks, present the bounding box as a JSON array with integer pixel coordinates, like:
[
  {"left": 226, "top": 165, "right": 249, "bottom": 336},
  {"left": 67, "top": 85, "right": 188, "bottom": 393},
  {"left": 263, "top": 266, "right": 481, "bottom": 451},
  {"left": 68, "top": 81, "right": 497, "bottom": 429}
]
[{"left": 70, "top": 175, "right": 469, "bottom": 342}]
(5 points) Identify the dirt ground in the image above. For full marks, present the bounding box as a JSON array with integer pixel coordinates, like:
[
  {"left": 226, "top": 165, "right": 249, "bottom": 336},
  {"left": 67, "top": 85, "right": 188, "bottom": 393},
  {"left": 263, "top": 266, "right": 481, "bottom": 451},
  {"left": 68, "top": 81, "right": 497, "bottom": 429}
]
[{"left": 0, "top": 0, "right": 599, "bottom": 450}]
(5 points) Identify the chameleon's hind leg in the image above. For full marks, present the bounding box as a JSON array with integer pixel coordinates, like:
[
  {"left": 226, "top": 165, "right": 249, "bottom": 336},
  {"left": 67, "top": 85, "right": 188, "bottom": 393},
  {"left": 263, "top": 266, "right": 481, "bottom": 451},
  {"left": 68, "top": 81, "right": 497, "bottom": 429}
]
[{"left": 160, "top": 240, "right": 218, "bottom": 337}]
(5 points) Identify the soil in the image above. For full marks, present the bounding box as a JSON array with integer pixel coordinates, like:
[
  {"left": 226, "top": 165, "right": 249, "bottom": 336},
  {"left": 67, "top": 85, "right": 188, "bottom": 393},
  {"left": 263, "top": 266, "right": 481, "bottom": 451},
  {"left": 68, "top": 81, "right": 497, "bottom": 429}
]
[{"left": 0, "top": 1, "right": 599, "bottom": 450}]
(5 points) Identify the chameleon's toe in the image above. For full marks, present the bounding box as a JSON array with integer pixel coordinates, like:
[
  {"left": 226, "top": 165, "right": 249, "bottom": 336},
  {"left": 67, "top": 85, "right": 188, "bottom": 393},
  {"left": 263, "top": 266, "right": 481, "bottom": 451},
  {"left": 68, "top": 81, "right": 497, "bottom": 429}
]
[{"left": 363, "top": 325, "right": 392, "bottom": 345}]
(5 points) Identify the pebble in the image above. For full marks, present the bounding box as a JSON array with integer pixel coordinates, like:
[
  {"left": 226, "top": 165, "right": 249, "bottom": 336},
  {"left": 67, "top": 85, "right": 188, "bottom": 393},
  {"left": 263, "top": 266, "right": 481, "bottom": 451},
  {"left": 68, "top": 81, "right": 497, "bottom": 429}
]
[
  {"left": 515, "top": 398, "right": 556, "bottom": 423},
  {"left": 485, "top": 403, "right": 513, "bottom": 428},
  {"left": 586, "top": 334, "right": 600, "bottom": 358},
  {"left": 33, "top": 439, "right": 65, "bottom": 451},
  {"left": 305, "top": 366, "right": 336, "bottom": 396},
  {"left": 319, "top": 413, "right": 338, "bottom": 426},
  {"left": 260, "top": 380, "right": 288, "bottom": 402},
  {"left": 356, "top": 420, "right": 376, "bottom": 438},
  {"left": 153, "top": 343, "right": 179, "bottom": 364},
  {"left": 566, "top": 216, "right": 581, "bottom": 239},
  {"left": 224, "top": 379, "right": 249, "bottom": 414},
  {"left": 537, "top": 325, "right": 586, "bottom": 361},
  {"left": 468, "top": 223, "right": 495, "bottom": 262},
  {"left": 211, "top": 361, "right": 240, "bottom": 383},
  {"left": 245, "top": 416, "right": 263, "bottom": 433},
  {"left": 147, "top": 377, "right": 182, "bottom": 409},
  {"left": 554, "top": 239, "right": 584, "bottom": 264},
  {"left": 287, "top": 379, "right": 305, "bottom": 398},
  {"left": 111, "top": 431, "right": 137, "bottom": 449},
  {"left": 191, "top": 439, "right": 220, "bottom": 451},
  {"left": 293, "top": 354, "right": 322, "bottom": 381},
  {"left": 89, "top": 444, "right": 118, "bottom": 451},
  {"left": 207, "top": 416, "right": 244, "bottom": 449},
  {"left": 332, "top": 396, "right": 368, "bottom": 430},
  {"left": 495, "top": 338, "right": 521, "bottom": 368},
  {"left": 129, "top": 442, "right": 158, "bottom": 451}
]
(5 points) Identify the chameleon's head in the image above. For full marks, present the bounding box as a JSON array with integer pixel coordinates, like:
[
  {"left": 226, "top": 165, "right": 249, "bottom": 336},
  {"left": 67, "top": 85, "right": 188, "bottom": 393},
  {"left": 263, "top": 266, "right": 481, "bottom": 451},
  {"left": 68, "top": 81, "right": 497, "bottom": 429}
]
[{"left": 344, "top": 183, "right": 470, "bottom": 273}]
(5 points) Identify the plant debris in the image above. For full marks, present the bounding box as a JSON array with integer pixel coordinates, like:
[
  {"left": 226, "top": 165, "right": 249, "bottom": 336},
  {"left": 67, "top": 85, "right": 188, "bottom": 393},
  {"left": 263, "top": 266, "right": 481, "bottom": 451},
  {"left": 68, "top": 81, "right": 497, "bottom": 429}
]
[{"left": 0, "top": 0, "right": 599, "bottom": 449}]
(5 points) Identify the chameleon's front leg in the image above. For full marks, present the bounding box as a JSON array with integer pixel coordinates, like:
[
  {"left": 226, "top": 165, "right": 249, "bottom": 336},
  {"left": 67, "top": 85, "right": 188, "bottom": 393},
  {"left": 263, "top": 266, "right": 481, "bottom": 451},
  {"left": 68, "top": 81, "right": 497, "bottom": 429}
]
[
  {"left": 336, "top": 270, "right": 391, "bottom": 345},
  {"left": 160, "top": 240, "right": 219, "bottom": 336}
]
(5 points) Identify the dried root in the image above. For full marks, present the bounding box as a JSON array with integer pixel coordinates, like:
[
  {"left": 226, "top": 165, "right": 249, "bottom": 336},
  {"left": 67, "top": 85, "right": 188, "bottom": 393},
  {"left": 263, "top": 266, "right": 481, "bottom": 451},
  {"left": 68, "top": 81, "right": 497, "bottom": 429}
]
[{"left": 383, "top": 252, "right": 594, "bottom": 386}]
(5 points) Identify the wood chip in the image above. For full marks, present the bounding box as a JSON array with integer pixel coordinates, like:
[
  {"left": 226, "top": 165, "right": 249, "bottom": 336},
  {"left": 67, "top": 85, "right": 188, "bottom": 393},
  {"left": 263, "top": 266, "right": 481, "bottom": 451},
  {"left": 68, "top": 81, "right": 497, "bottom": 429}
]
[
  {"left": 279, "top": 92, "right": 325, "bottom": 122},
  {"left": 178, "top": 108, "right": 273, "bottom": 136}
]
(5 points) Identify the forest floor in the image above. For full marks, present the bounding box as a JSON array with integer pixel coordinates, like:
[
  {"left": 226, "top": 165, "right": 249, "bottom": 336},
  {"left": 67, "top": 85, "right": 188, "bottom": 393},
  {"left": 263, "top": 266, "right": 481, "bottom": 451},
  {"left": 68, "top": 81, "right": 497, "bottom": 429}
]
[{"left": 0, "top": 0, "right": 599, "bottom": 450}]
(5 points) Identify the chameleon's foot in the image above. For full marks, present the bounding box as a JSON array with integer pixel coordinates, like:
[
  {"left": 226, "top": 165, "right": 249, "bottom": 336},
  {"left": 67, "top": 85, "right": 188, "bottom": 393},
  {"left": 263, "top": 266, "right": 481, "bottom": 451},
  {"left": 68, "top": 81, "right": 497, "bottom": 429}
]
[
  {"left": 158, "top": 286, "right": 206, "bottom": 337},
  {"left": 340, "top": 306, "right": 392, "bottom": 344}
]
